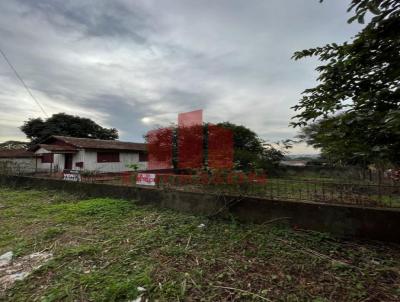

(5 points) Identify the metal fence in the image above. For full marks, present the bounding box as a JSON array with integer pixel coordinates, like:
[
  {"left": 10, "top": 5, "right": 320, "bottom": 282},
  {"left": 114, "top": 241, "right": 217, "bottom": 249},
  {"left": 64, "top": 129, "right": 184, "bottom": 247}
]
[
  {"left": 160, "top": 178, "right": 400, "bottom": 208},
  {"left": 77, "top": 173, "right": 400, "bottom": 209},
  {"left": 278, "top": 166, "right": 400, "bottom": 185},
  {"left": 2, "top": 170, "right": 399, "bottom": 209},
  {"left": 248, "top": 179, "right": 400, "bottom": 208}
]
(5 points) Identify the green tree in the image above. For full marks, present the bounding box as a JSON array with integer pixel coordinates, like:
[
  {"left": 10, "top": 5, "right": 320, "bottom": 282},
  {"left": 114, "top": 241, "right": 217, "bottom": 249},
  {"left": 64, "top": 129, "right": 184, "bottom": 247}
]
[
  {"left": 217, "top": 122, "right": 288, "bottom": 171},
  {"left": 299, "top": 111, "right": 400, "bottom": 167},
  {"left": 216, "top": 122, "right": 263, "bottom": 170},
  {"left": 299, "top": 114, "right": 371, "bottom": 166},
  {"left": 292, "top": 0, "right": 400, "bottom": 166},
  {"left": 21, "top": 113, "right": 118, "bottom": 145}
]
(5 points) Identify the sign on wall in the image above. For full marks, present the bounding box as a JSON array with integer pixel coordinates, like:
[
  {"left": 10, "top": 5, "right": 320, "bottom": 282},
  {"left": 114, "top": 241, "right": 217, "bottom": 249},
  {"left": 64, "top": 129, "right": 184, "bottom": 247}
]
[
  {"left": 63, "top": 170, "right": 81, "bottom": 182},
  {"left": 136, "top": 173, "right": 156, "bottom": 186}
]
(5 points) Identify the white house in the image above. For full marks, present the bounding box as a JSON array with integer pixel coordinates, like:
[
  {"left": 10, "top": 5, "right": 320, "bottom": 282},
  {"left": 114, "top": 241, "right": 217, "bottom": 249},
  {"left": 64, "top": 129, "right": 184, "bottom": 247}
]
[{"left": 31, "top": 136, "right": 147, "bottom": 173}]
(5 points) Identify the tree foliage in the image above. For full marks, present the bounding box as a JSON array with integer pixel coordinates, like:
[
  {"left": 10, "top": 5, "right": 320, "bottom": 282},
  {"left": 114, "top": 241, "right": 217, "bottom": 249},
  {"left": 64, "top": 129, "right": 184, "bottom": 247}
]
[
  {"left": 217, "top": 122, "right": 288, "bottom": 171},
  {"left": 21, "top": 113, "right": 118, "bottom": 145},
  {"left": 298, "top": 113, "right": 400, "bottom": 166},
  {"left": 292, "top": 0, "right": 400, "bottom": 165}
]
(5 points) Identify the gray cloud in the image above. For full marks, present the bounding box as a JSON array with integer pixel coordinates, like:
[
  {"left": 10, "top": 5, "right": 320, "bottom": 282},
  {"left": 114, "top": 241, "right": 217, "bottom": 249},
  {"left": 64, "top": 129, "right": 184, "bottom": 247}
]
[
  {"left": 17, "top": 0, "right": 152, "bottom": 42},
  {"left": 0, "top": 0, "right": 362, "bottom": 153},
  {"left": 84, "top": 93, "right": 151, "bottom": 141}
]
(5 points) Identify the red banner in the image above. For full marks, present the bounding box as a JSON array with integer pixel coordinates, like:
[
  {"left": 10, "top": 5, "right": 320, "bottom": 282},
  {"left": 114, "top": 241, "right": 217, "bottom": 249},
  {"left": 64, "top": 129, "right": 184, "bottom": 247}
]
[
  {"left": 147, "top": 128, "right": 173, "bottom": 170},
  {"left": 208, "top": 124, "right": 233, "bottom": 169},
  {"left": 178, "top": 110, "right": 203, "bottom": 169}
]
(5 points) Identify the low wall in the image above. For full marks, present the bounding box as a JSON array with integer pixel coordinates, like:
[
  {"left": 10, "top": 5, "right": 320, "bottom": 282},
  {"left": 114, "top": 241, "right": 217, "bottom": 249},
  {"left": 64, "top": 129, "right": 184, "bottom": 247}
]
[{"left": 1, "top": 175, "right": 400, "bottom": 243}]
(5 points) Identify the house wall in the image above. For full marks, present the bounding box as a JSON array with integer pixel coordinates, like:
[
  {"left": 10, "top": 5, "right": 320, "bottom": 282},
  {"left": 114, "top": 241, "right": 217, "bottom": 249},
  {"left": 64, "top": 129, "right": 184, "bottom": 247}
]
[
  {"left": 33, "top": 148, "right": 147, "bottom": 173},
  {"left": 71, "top": 150, "right": 85, "bottom": 170},
  {"left": 82, "top": 150, "right": 146, "bottom": 172},
  {"left": 0, "top": 158, "right": 36, "bottom": 173},
  {"left": 34, "top": 147, "right": 64, "bottom": 172}
]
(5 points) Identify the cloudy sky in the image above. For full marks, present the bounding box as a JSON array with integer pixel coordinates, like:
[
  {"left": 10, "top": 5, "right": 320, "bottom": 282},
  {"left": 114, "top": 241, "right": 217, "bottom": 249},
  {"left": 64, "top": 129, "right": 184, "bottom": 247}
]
[{"left": 0, "top": 0, "right": 361, "bottom": 153}]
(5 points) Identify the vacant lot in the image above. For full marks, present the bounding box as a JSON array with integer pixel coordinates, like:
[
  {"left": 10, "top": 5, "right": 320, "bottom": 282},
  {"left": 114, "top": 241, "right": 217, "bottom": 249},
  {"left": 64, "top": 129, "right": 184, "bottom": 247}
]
[{"left": 0, "top": 187, "right": 399, "bottom": 301}]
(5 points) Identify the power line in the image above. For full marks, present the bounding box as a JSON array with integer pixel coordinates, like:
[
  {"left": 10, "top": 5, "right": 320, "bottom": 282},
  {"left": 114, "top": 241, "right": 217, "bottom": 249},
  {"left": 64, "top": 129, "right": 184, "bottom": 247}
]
[{"left": 0, "top": 46, "right": 48, "bottom": 117}]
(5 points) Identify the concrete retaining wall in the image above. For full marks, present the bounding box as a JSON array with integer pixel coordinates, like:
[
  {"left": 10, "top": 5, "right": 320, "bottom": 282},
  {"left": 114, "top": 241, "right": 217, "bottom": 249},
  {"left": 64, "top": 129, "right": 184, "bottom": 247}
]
[{"left": 1, "top": 175, "right": 400, "bottom": 243}]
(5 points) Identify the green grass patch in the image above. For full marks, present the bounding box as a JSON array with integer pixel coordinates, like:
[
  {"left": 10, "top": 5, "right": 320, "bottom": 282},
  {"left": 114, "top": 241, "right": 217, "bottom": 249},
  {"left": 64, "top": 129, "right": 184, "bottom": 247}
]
[{"left": 0, "top": 187, "right": 399, "bottom": 301}]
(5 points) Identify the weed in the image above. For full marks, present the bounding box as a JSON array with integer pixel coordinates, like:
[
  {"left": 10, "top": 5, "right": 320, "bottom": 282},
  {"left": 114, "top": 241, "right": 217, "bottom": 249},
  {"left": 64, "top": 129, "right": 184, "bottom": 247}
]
[{"left": 42, "top": 227, "right": 65, "bottom": 240}]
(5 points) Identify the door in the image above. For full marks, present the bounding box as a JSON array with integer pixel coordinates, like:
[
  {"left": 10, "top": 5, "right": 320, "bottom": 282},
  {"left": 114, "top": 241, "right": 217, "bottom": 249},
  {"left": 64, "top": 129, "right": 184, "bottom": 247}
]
[{"left": 64, "top": 154, "right": 73, "bottom": 170}]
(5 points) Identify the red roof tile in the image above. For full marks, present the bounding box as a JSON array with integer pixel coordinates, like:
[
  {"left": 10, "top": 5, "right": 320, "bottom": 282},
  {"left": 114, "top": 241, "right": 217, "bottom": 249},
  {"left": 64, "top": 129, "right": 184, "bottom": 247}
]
[
  {"left": 0, "top": 149, "right": 34, "bottom": 158},
  {"left": 37, "top": 144, "right": 78, "bottom": 153},
  {"left": 51, "top": 136, "right": 146, "bottom": 151}
]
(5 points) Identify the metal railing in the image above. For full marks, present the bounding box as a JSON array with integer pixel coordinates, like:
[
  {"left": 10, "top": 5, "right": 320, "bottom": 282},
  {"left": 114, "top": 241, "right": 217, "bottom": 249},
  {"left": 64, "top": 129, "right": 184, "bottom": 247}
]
[
  {"left": 252, "top": 179, "right": 400, "bottom": 208},
  {"left": 83, "top": 174, "right": 400, "bottom": 209},
  {"left": 2, "top": 169, "right": 399, "bottom": 209}
]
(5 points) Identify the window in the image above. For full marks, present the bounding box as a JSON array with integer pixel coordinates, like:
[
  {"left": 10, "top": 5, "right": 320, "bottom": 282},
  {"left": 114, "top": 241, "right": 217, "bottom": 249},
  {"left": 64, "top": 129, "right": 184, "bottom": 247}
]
[
  {"left": 139, "top": 152, "right": 148, "bottom": 162},
  {"left": 41, "top": 153, "right": 54, "bottom": 163},
  {"left": 97, "top": 152, "right": 120, "bottom": 163},
  {"left": 75, "top": 162, "right": 84, "bottom": 168}
]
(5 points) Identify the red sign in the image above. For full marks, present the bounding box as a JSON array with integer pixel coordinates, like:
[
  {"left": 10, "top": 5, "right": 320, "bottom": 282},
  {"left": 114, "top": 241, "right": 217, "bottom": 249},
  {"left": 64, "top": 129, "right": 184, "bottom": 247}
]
[{"left": 136, "top": 173, "right": 156, "bottom": 186}]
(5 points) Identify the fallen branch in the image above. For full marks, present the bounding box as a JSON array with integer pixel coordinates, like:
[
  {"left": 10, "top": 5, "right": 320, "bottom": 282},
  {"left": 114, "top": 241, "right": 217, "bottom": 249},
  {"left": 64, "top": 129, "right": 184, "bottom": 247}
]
[
  {"left": 207, "top": 194, "right": 245, "bottom": 218},
  {"left": 213, "top": 285, "right": 272, "bottom": 301},
  {"left": 262, "top": 217, "right": 291, "bottom": 225},
  {"left": 276, "top": 238, "right": 362, "bottom": 272},
  {"left": 185, "top": 234, "right": 192, "bottom": 250}
]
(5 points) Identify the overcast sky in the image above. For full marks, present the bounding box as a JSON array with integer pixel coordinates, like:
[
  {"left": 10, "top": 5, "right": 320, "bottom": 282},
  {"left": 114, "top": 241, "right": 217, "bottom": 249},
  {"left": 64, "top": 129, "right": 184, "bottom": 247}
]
[{"left": 0, "top": 0, "right": 361, "bottom": 153}]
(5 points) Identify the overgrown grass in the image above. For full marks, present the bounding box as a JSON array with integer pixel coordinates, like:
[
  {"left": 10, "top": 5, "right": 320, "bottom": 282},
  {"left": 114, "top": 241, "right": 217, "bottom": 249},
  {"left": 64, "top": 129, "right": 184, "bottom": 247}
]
[{"left": 0, "top": 187, "right": 400, "bottom": 301}]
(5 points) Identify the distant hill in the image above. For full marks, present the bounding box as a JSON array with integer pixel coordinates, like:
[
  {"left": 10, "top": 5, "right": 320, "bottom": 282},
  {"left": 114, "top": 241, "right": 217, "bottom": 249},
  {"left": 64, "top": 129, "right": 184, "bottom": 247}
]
[
  {"left": 285, "top": 154, "right": 320, "bottom": 160},
  {"left": 0, "top": 141, "right": 28, "bottom": 150}
]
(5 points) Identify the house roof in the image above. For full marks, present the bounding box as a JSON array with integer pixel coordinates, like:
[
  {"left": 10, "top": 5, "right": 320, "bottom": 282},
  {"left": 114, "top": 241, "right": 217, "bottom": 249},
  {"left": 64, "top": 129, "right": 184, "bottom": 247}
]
[
  {"left": 38, "top": 136, "right": 147, "bottom": 152},
  {"left": 0, "top": 149, "right": 34, "bottom": 158},
  {"left": 37, "top": 144, "right": 78, "bottom": 153}
]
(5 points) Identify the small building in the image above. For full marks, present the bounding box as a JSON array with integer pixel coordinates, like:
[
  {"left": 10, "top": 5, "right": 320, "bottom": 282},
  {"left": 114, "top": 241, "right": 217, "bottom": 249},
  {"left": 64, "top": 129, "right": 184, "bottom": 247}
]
[
  {"left": 31, "top": 136, "right": 147, "bottom": 173},
  {"left": 0, "top": 149, "right": 36, "bottom": 174}
]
